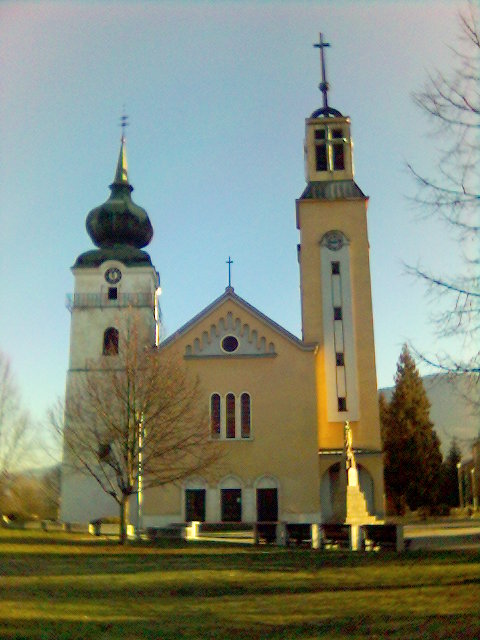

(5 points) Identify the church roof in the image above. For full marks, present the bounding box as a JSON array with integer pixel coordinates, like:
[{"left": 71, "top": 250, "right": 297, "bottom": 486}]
[
  {"left": 73, "top": 245, "right": 153, "bottom": 268},
  {"left": 310, "top": 106, "right": 343, "bottom": 118},
  {"left": 299, "top": 180, "right": 366, "bottom": 201},
  {"left": 160, "top": 287, "right": 315, "bottom": 352}
]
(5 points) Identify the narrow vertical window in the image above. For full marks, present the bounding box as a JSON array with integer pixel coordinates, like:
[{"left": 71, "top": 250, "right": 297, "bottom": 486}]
[
  {"left": 338, "top": 397, "right": 347, "bottom": 412},
  {"left": 241, "top": 393, "right": 251, "bottom": 439},
  {"left": 210, "top": 394, "right": 221, "bottom": 438},
  {"left": 315, "top": 128, "right": 328, "bottom": 171},
  {"left": 108, "top": 287, "right": 118, "bottom": 300},
  {"left": 332, "top": 143, "right": 345, "bottom": 170},
  {"left": 226, "top": 393, "right": 236, "bottom": 439},
  {"left": 331, "top": 261, "right": 340, "bottom": 275},
  {"left": 103, "top": 327, "right": 119, "bottom": 355},
  {"left": 332, "top": 128, "right": 345, "bottom": 170}
]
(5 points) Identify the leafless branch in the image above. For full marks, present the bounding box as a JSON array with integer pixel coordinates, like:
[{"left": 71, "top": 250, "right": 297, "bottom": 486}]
[
  {"left": 407, "top": 4, "right": 480, "bottom": 384},
  {"left": 54, "top": 313, "right": 221, "bottom": 542},
  {"left": 0, "top": 351, "right": 34, "bottom": 489}
]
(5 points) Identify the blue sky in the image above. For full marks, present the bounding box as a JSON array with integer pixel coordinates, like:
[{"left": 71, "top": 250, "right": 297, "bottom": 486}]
[{"left": 0, "top": 1, "right": 468, "bottom": 436}]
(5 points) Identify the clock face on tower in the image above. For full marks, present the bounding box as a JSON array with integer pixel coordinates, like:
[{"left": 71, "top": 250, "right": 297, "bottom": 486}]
[
  {"left": 324, "top": 230, "right": 344, "bottom": 251},
  {"left": 105, "top": 267, "right": 122, "bottom": 284}
]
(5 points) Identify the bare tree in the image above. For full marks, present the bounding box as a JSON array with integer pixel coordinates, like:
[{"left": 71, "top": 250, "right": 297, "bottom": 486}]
[
  {"left": 1, "top": 466, "right": 60, "bottom": 521},
  {"left": 0, "top": 351, "right": 32, "bottom": 504},
  {"left": 408, "top": 3, "right": 479, "bottom": 381},
  {"left": 54, "top": 316, "right": 220, "bottom": 544}
]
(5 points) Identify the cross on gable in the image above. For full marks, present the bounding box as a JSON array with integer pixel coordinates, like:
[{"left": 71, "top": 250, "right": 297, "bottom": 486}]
[{"left": 226, "top": 256, "right": 233, "bottom": 288}]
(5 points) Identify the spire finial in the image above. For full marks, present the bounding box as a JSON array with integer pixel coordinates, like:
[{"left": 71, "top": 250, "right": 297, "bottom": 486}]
[
  {"left": 226, "top": 256, "right": 233, "bottom": 289},
  {"left": 114, "top": 110, "right": 129, "bottom": 184},
  {"left": 119, "top": 108, "right": 129, "bottom": 142},
  {"left": 313, "top": 33, "right": 330, "bottom": 111}
]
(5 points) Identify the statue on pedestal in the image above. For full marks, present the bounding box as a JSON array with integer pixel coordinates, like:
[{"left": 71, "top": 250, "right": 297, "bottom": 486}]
[{"left": 344, "top": 421, "right": 359, "bottom": 487}]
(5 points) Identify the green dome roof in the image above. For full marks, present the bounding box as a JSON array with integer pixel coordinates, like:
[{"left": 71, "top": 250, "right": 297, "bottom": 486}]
[
  {"left": 73, "top": 245, "right": 153, "bottom": 269},
  {"left": 85, "top": 137, "right": 153, "bottom": 250}
]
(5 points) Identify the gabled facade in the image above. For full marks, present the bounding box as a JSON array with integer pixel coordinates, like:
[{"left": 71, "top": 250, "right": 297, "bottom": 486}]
[{"left": 144, "top": 288, "right": 321, "bottom": 526}]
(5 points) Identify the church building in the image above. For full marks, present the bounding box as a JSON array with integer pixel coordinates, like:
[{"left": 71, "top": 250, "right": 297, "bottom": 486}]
[{"left": 60, "top": 38, "right": 385, "bottom": 528}]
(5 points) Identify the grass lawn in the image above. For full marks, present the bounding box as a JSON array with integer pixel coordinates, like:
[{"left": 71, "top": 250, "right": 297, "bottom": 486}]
[{"left": 0, "top": 529, "right": 479, "bottom": 639}]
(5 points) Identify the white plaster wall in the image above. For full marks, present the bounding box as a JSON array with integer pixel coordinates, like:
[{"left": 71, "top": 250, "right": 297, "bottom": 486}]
[
  {"left": 186, "top": 312, "right": 275, "bottom": 357},
  {"left": 242, "top": 487, "right": 255, "bottom": 522},
  {"left": 143, "top": 514, "right": 183, "bottom": 528},
  {"left": 68, "top": 261, "right": 159, "bottom": 369},
  {"left": 61, "top": 258, "right": 159, "bottom": 525},
  {"left": 206, "top": 487, "right": 219, "bottom": 522},
  {"left": 72, "top": 260, "right": 158, "bottom": 294},
  {"left": 60, "top": 469, "right": 118, "bottom": 523},
  {"left": 320, "top": 238, "right": 360, "bottom": 422}
]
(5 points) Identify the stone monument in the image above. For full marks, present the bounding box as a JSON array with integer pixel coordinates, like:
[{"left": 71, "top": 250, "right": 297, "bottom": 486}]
[{"left": 331, "top": 421, "right": 379, "bottom": 525}]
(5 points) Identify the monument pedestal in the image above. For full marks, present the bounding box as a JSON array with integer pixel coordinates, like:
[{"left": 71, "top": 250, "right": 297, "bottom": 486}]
[
  {"left": 332, "top": 482, "right": 380, "bottom": 525},
  {"left": 344, "top": 485, "right": 379, "bottom": 525},
  {"left": 330, "top": 422, "right": 382, "bottom": 530}
]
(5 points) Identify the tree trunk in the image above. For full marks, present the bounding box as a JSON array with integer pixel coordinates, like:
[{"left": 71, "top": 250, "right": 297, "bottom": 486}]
[{"left": 119, "top": 494, "right": 130, "bottom": 545}]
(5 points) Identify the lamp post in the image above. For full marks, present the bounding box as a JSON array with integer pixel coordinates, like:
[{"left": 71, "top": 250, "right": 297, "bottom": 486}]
[
  {"left": 136, "top": 412, "right": 144, "bottom": 536},
  {"left": 457, "top": 462, "right": 463, "bottom": 509},
  {"left": 471, "top": 467, "right": 478, "bottom": 511}
]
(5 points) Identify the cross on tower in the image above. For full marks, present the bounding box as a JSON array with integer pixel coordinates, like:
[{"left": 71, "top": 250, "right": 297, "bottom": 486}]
[
  {"left": 226, "top": 256, "right": 233, "bottom": 288},
  {"left": 313, "top": 33, "right": 330, "bottom": 111},
  {"left": 119, "top": 109, "right": 129, "bottom": 141}
]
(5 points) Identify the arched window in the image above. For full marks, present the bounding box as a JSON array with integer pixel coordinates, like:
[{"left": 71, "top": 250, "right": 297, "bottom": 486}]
[
  {"left": 226, "top": 393, "right": 235, "bottom": 439},
  {"left": 210, "top": 394, "right": 221, "bottom": 438},
  {"left": 103, "top": 327, "right": 119, "bottom": 356},
  {"left": 241, "top": 393, "right": 251, "bottom": 439}
]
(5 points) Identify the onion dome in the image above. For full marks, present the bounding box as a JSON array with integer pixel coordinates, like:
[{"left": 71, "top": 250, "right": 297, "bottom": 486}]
[{"left": 85, "top": 136, "right": 153, "bottom": 249}]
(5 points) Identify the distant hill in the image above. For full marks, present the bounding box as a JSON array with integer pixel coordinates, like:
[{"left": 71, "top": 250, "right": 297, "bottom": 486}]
[{"left": 379, "top": 373, "right": 479, "bottom": 458}]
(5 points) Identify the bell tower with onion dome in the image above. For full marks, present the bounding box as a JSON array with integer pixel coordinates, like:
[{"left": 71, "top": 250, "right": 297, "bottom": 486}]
[
  {"left": 67, "top": 131, "right": 160, "bottom": 371},
  {"left": 60, "top": 128, "right": 160, "bottom": 524}
]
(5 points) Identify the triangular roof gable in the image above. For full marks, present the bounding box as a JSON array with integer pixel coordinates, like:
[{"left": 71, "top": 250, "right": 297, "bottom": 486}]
[{"left": 160, "top": 287, "right": 314, "bottom": 357}]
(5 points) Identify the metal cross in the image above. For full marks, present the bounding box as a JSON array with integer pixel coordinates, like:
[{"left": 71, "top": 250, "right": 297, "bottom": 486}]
[
  {"left": 313, "top": 33, "right": 330, "bottom": 111},
  {"left": 226, "top": 256, "right": 233, "bottom": 288},
  {"left": 119, "top": 108, "right": 129, "bottom": 140}
]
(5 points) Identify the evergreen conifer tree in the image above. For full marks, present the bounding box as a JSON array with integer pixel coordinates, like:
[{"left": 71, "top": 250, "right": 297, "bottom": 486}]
[
  {"left": 381, "top": 344, "right": 443, "bottom": 514},
  {"left": 441, "top": 438, "right": 462, "bottom": 508}
]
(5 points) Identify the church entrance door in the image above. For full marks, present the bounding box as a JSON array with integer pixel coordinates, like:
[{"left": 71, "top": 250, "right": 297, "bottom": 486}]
[
  {"left": 221, "top": 489, "right": 242, "bottom": 522},
  {"left": 256, "top": 488, "right": 278, "bottom": 522},
  {"left": 185, "top": 489, "right": 206, "bottom": 522}
]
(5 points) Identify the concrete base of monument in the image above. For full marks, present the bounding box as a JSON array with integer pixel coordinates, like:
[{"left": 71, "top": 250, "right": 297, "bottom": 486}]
[
  {"left": 331, "top": 484, "right": 382, "bottom": 526},
  {"left": 327, "top": 480, "right": 387, "bottom": 550},
  {"left": 345, "top": 485, "right": 382, "bottom": 525}
]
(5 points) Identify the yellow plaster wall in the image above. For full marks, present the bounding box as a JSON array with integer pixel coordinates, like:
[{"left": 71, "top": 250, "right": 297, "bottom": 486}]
[
  {"left": 144, "top": 298, "right": 321, "bottom": 520},
  {"left": 298, "top": 197, "right": 382, "bottom": 453}
]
